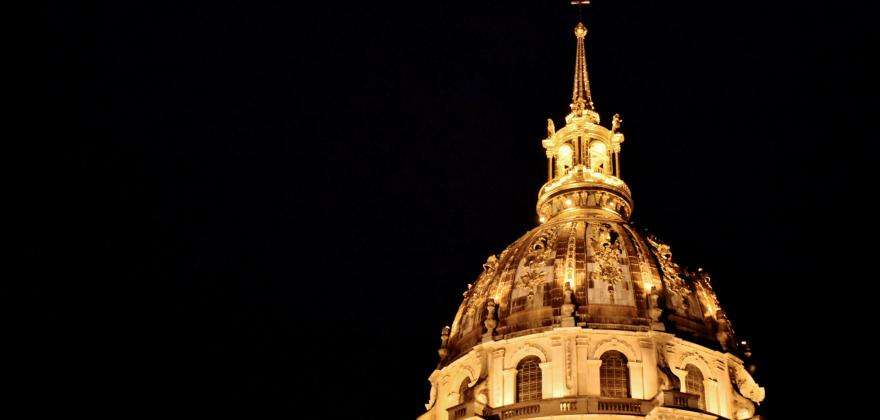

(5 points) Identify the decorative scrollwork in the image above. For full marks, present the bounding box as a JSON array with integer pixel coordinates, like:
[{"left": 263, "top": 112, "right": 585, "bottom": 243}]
[
  {"left": 646, "top": 235, "right": 688, "bottom": 295},
  {"left": 729, "top": 361, "right": 765, "bottom": 403},
  {"left": 516, "top": 267, "right": 546, "bottom": 289},
  {"left": 589, "top": 223, "right": 624, "bottom": 287}
]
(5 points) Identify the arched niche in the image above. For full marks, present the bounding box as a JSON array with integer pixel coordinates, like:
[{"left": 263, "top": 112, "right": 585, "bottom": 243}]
[
  {"left": 591, "top": 337, "right": 639, "bottom": 362},
  {"left": 505, "top": 342, "right": 550, "bottom": 369},
  {"left": 588, "top": 140, "right": 610, "bottom": 174},
  {"left": 556, "top": 143, "right": 574, "bottom": 176}
]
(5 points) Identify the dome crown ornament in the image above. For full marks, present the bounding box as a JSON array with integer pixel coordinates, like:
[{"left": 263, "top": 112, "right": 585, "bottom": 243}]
[
  {"left": 570, "top": 21, "right": 598, "bottom": 122},
  {"left": 538, "top": 19, "right": 628, "bottom": 224}
]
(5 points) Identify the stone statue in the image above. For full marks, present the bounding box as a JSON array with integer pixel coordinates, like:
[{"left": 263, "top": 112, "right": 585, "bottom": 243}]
[
  {"left": 611, "top": 113, "right": 622, "bottom": 133},
  {"left": 438, "top": 326, "right": 451, "bottom": 361},
  {"left": 546, "top": 118, "right": 556, "bottom": 137},
  {"left": 563, "top": 282, "right": 573, "bottom": 304},
  {"left": 482, "top": 299, "right": 497, "bottom": 342},
  {"left": 482, "top": 255, "right": 498, "bottom": 275},
  {"left": 560, "top": 282, "right": 576, "bottom": 326}
]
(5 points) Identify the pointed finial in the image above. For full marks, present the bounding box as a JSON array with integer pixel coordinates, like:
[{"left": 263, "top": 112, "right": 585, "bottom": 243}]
[
  {"left": 574, "top": 22, "right": 587, "bottom": 39},
  {"left": 569, "top": 21, "right": 599, "bottom": 123}
]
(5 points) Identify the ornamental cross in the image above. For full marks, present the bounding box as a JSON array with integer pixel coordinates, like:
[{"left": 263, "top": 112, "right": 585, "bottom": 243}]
[{"left": 571, "top": 0, "right": 592, "bottom": 19}]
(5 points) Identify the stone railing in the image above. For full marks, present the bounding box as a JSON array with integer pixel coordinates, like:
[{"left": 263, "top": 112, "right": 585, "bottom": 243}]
[
  {"left": 596, "top": 398, "right": 644, "bottom": 414},
  {"left": 658, "top": 389, "right": 703, "bottom": 410},
  {"left": 499, "top": 403, "right": 540, "bottom": 418},
  {"left": 446, "top": 401, "right": 488, "bottom": 419},
  {"left": 489, "top": 396, "right": 652, "bottom": 418},
  {"left": 468, "top": 392, "right": 705, "bottom": 419}
]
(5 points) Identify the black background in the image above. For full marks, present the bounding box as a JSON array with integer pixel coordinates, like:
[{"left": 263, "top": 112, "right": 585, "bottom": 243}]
[{"left": 47, "top": 0, "right": 872, "bottom": 417}]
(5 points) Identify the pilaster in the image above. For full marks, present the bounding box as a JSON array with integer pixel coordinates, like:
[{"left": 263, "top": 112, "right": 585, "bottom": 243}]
[
  {"left": 628, "top": 361, "right": 645, "bottom": 399},
  {"left": 489, "top": 348, "right": 505, "bottom": 407},
  {"left": 501, "top": 368, "right": 517, "bottom": 406},
  {"left": 583, "top": 359, "right": 602, "bottom": 396}
]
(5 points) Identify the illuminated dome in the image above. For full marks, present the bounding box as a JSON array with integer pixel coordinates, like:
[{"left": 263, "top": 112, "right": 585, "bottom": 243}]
[
  {"left": 421, "top": 11, "right": 764, "bottom": 420},
  {"left": 443, "top": 217, "right": 733, "bottom": 364}
]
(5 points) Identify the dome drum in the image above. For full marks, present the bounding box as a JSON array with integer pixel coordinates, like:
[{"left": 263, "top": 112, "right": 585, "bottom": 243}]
[{"left": 537, "top": 172, "right": 633, "bottom": 222}]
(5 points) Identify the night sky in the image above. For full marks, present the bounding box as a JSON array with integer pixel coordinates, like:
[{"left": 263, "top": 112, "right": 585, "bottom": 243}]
[{"left": 47, "top": 1, "right": 870, "bottom": 417}]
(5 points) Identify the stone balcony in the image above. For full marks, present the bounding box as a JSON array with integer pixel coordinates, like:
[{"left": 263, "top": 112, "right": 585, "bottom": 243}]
[{"left": 446, "top": 391, "right": 705, "bottom": 419}]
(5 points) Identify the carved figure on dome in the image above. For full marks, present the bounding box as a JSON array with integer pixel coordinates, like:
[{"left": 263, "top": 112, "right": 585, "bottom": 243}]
[
  {"left": 589, "top": 223, "right": 624, "bottom": 287},
  {"left": 611, "top": 113, "right": 622, "bottom": 133},
  {"left": 483, "top": 255, "right": 498, "bottom": 275},
  {"left": 647, "top": 235, "right": 690, "bottom": 296},
  {"left": 648, "top": 293, "right": 662, "bottom": 318},
  {"left": 563, "top": 282, "right": 573, "bottom": 304},
  {"left": 483, "top": 298, "right": 497, "bottom": 337},
  {"left": 438, "top": 326, "right": 451, "bottom": 362},
  {"left": 546, "top": 118, "right": 556, "bottom": 137}
]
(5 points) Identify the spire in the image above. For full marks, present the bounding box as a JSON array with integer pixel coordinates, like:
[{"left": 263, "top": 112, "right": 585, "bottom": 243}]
[{"left": 570, "top": 22, "right": 599, "bottom": 123}]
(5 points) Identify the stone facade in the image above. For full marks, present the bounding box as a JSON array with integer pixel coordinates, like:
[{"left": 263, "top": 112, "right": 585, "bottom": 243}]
[{"left": 420, "top": 328, "right": 760, "bottom": 420}]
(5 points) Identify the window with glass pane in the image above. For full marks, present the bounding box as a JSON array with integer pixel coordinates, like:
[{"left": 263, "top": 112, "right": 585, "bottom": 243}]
[
  {"left": 600, "top": 350, "right": 630, "bottom": 398},
  {"left": 516, "top": 357, "right": 542, "bottom": 402},
  {"left": 685, "top": 364, "right": 705, "bottom": 409}
]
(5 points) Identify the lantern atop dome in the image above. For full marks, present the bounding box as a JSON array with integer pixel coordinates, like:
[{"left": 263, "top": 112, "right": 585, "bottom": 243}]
[{"left": 538, "top": 21, "right": 630, "bottom": 224}]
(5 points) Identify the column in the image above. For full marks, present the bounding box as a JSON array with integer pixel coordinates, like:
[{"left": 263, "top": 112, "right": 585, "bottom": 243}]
[
  {"left": 704, "top": 378, "right": 720, "bottom": 414},
  {"left": 583, "top": 359, "right": 602, "bottom": 396},
  {"left": 502, "top": 369, "right": 517, "bottom": 406},
  {"left": 575, "top": 338, "right": 591, "bottom": 396},
  {"left": 672, "top": 368, "right": 687, "bottom": 393},
  {"left": 639, "top": 340, "right": 658, "bottom": 399},
  {"left": 716, "top": 368, "right": 732, "bottom": 418},
  {"left": 489, "top": 349, "right": 505, "bottom": 407},
  {"left": 627, "top": 361, "right": 645, "bottom": 399},
  {"left": 540, "top": 361, "right": 553, "bottom": 399}
]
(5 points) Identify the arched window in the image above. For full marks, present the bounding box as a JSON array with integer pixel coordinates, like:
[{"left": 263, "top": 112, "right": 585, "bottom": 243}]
[
  {"left": 600, "top": 351, "right": 630, "bottom": 398},
  {"left": 516, "top": 356, "right": 542, "bottom": 402},
  {"left": 685, "top": 364, "right": 705, "bottom": 409},
  {"left": 556, "top": 144, "right": 573, "bottom": 176},
  {"left": 458, "top": 378, "right": 472, "bottom": 404},
  {"left": 588, "top": 140, "right": 609, "bottom": 174}
]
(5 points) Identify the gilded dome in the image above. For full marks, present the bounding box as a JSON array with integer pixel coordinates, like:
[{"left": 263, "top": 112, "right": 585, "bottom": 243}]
[
  {"left": 442, "top": 214, "right": 733, "bottom": 364},
  {"left": 438, "top": 24, "right": 735, "bottom": 365},
  {"left": 424, "top": 17, "right": 764, "bottom": 420}
]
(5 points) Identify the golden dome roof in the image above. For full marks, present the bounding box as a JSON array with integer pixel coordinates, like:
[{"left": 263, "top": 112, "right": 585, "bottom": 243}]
[
  {"left": 438, "top": 21, "right": 735, "bottom": 366},
  {"left": 442, "top": 216, "right": 732, "bottom": 363}
]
